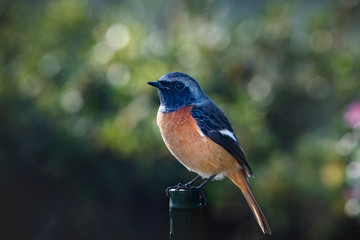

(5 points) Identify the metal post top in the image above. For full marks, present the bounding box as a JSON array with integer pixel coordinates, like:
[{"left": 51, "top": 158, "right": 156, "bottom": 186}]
[{"left": 168, "top": 188, "right": 206, "bottom": 209}]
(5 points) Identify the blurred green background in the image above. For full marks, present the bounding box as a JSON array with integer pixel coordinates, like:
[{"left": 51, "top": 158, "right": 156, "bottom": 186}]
[{"left": 1, "top": 0, "right": 360, "bottom": 239}]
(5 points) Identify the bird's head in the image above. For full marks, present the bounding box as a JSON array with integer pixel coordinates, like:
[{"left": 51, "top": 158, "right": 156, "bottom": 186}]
[{"left": 148, "top": 72, "right": 209, "bottom": 112}]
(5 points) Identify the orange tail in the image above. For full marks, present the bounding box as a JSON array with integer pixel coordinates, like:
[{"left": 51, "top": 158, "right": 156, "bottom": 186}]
[{"left": 227, "top": 170, "right": 272, "bottom": 235}]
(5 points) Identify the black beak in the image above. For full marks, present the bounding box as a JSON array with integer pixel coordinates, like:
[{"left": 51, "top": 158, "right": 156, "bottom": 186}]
[
  {"left": 147, "top": 81, "right": 161, "bottom": 88},
  {"left": 148, "top": 81, "right": 169, "bottom": 89}
]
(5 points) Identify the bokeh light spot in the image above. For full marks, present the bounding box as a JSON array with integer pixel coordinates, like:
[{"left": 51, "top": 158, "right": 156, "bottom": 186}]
[
  {"left": 177, "top": 44, "right": 200, "bottom": 67},
  {"left": 19, "top": 74, "right": 43, "bottom": 97},
  {"left": 91, "top": 41, "right": 114, "bottom": 65},
  {"left": 309, "top": 30, "right": 333, "bottom": 53},
  {"left": 61, "top": 89, "right": 84, "bottom": 113},
  {"left": 344, "top": 101, "right": 360, "bottom": 128},
  {"left": 247, "top": 76, "right": 272, "bottom": 103},
  {"left": 235, "top": 19, "right": 261, "bottom": 46},
  {"left": 262, "top": 20, "right": 286, "bottom": 42},
  {"left": 66, "top": 117, "right": 90, "bottom": 138},
  {"left": 145, "top": 31, "right": 170, "bottom": 56},
  {"left": 344, "top": 198, "right": 360, "bottom": 217},
  {"left": 106, "top": 62, "right": 131, "bottom": 87},
  {"left": 306, "top": 76, "right": 330, "bottom": 100},
  {"left": 335, "top": 133, "right": 358, "bottom": 156},
  {"left": 38, "top": 54, "right": 61, "bottom": 77},
  {"left": 346, "top": 161, "right": 360, "bottom": 180},
  {"left": 105, "top": 23, "right": 130, "bottom": 51},
  {"left": 197, "top": 23, "right": 230, "bottom": 51},
  {"left": 320, "top": 162, "right": 344, "bottom": 188},
  {"left": 117, "top": 96, "right": 150, "bottom": 131}
]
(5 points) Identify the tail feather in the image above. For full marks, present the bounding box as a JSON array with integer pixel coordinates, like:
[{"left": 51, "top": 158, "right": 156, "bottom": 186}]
[{"left": 227, "top": 170, "right": 272, "bottom": 235}]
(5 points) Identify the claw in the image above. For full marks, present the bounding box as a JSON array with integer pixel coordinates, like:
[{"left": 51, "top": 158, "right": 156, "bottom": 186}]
[
  {"left": 165, "top": 174, "right": 217, "bottom": 197},
  {"left": 165, "top": 183, "right": 184, "bottom": 197}
]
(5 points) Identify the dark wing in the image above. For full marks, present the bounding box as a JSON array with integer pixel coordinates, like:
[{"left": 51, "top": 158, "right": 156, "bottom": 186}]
[{"left": 191, "top": 104, "right": 253, "bottom": 176}]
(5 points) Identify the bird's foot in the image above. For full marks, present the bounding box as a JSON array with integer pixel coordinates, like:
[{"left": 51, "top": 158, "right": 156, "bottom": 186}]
[
  {"left": 165, "top": 182, "right": 208, "bottom": 207},
  {"left": 165, "top": 182, "right": 198, "bottom": 197},
  {"left": 165, "top": 174, "right": 217, "bottom": 197}
]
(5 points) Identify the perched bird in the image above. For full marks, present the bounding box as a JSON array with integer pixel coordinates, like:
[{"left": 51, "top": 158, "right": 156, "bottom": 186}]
[{"left": 148, "top": 72, "right": 271, "bottom": 235}]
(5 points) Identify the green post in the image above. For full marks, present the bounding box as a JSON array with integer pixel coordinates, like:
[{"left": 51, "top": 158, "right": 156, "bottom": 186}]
[{"left": 168, "top": 188, "right": 205, "bottom": 240}]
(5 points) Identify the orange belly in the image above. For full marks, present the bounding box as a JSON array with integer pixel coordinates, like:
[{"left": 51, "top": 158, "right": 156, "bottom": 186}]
[{"left": 157, "top": 106, "right": 239, "bottom": 178}]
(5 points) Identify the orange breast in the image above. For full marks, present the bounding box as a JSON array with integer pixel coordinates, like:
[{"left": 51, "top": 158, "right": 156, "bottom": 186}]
[{"left": 157, "top": 106, "right": 239, "bottom": 178}]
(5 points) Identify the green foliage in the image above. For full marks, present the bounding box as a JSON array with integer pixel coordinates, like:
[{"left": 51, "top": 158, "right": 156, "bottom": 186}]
[{"left": 1, "top": 0, "right": 360, "bottom": 239}]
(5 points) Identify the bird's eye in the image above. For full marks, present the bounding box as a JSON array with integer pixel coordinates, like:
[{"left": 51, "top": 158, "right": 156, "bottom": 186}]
[{"left": 175, "top": 82, "right": 185, "bottom": 91}]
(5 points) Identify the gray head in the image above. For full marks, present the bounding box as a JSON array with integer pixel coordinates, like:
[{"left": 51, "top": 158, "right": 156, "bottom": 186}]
[{"left": 148, "top": 72, "right": 209, "bottom": 112}]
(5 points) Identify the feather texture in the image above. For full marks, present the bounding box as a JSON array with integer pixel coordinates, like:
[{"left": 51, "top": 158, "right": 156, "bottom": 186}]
[{"left": 191, "top": 104, "right": 253, "bottom": 176}]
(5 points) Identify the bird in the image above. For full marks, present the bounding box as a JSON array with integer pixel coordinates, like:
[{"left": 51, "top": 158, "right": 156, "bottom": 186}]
[{"left": 148, "top": 71, "right": 271, "bottom": 235}]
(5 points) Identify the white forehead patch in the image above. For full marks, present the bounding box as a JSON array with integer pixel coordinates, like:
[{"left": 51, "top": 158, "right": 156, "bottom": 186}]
[{"left": 219, "top": 129, "right": 237, "bottom": 142}]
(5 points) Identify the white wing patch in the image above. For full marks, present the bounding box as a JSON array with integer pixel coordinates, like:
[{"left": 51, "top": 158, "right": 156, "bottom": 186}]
[
  {"left": 196, "top": 126, "right": 205, "bottom": 137},
  {"left": 219, "top": 129, "right": 237, "bottom": 142}
]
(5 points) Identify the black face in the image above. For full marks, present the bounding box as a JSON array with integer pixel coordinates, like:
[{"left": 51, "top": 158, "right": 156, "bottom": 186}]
[{"left": 157, "top": 80, "right": 197, "bottom": 112}]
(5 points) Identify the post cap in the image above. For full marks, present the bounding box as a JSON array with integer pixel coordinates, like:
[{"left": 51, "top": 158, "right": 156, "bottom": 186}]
[{"left": 168, "top": 188, "right": 205, "bottom": 209}]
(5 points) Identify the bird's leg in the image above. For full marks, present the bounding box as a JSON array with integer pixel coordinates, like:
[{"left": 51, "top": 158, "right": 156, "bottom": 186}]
[
  {"left": 191, "top": 174, "right": 216, "bottom": 207},
  {"left": 195, "top": 174, "right": 217, "bottom": 190},
  {"left": 165, "top": 174, "right": 218, "bottom": 197},
  {"left": 183, "top": 175, "right": 202, "bottom": 187},
  {"left": 165, "top": 175, "right": 201, "bottom": 197}
]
